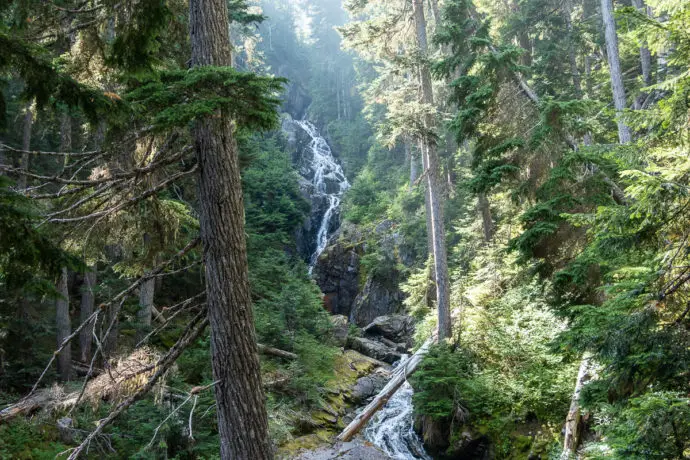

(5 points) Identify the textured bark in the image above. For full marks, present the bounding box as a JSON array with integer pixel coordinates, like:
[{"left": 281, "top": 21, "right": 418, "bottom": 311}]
[
  {"left": 56, "top": 268, "right": 72, "bottom": 381},
  {"left": 189, "top": 0, "right": 272, "bottom": 458},
  {"left": 137, "top": 277, "right": 155, "bottom": 343},
  {"left": 79, "top": 268, "right": 96, "bottom": 362},
  {"left": 561, "top": 356, "right": 591, "bottom": 458},
  {"left": 478, "top": 192, "right": 493, "bottom": 243},
  {"left": 18, "top": 103, "right": 33, "bottom": 189},
  {"left": 601, "top": 0, "right": 632, "bottom": 143},
  {"left": 413, "top": 0, "right": 451, "bottom": 340}
]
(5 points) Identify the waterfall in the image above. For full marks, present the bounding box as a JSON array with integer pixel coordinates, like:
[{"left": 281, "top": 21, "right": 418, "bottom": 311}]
[
  {"left": 294, "top": 120, "right": 350, "bottom": 271},
  {"left": 364, "top": 359, "right": 431, "bottom": 460}
]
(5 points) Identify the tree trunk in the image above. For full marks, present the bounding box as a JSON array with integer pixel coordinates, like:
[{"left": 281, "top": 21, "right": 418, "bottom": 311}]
[
  {"left": 601, "top": 0, "right": 632, "bottom": 143},
  {"left": 137, "top": 277, "right": 155, "bottom": 343},
  {"left": 79, "top": 268, "right": 96, "bottom": 363},
  {"left": 189, "top": 0, "right": 272, "bottom": 458},
  {"left": 56, "top": 267, "right": 72, "bottom": 381},
  {"left": 413, "top": 0, "right": 452, "bottom": 340},
  {"left": 478, "top": 192, "right": 493, "bottom": 242},
  {"left": 408, "top": 141, "right": 419, "bottom": 189},
  {"left": 561, "top": 356, "right": 591, "bottom": 459},
  {"left": 18, "top": 102, "right": 33, "bottom": 189},
  {"left": 337, "top": 337, "right": 434, "bottom": 441},
  {"left": 631, "top": 0, "right": 652, "bottom": 87}
]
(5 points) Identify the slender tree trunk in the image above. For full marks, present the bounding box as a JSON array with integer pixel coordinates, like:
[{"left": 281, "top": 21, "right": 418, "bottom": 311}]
[
  {"left": 137, "top": 277, "right": 155, "bottom": 343},
  {"left": 56, "top": 113, "right": 72, "bottom": 381},
  {"left": 478, "top": 192, "right": 493, "bottom": 243},
  {"left": 407, "top": 141, "right": 419, "bottom": 188},
  {"left": 413, "top": 0, "right": 451, "bottom": 340},
  {"left": 600, "top": 0, "right": 632, "bottom": 143},
  {"left": 189, "top": 0, "right": 272, "bottom": 457},
  {"left": 18, "top": 102, "right": 33, "bottom": 189},
  {"left": 56, "top": 268, "right": 72, "bottom": 381},
  {"left": 631, "top": 0, "right": 652, "bottom": 87},
  {"left": 79, "top": 268, "right": 96, "bottom": 362},
  {"left": 561, "top": 356, "right": 591, "bottom": 458}
]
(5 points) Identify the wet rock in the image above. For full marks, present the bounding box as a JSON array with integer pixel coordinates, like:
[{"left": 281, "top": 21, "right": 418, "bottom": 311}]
[
  {"left": 346, "top": 337, "right": 401, "bottom": 364},
  {"left": 313, "top": 230, "right": 363, "bottom": 317},
  {"left": 330, "top": 315, "right": 349, "bottom": 346},
  {"left": 291, "top": 438, "right": 391, "bottom": 460},
  {"left": 363, "top": 315, "right": 414, "bottom": 343},
  {"left": 349, "top": 372, "right": 388, "bottom": 404}
]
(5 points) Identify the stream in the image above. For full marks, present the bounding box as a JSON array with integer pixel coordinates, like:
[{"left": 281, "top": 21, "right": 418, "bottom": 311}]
[
  {"left": 295, "top": 121, "right": 429, "bottom": 459},
  {"left": 294, "top": 120, "right": 350, "bottom": 272},
  {"left": 363, "top": 361, "right": 431, "bottom": 460}
]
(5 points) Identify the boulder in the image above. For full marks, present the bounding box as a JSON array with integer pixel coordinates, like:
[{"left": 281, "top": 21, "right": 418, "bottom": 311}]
[
  {"left": 363, "top": 315, "right": 414, "bottom": 343},
  {"left": 330, "top": 315, "right": 349, "bottom": 346},
  {"left": 346, "top": 337, "right": 401, "bottom": 364},
  {"left": 349, "top": 372, "right": 388, "bottom": 404}
]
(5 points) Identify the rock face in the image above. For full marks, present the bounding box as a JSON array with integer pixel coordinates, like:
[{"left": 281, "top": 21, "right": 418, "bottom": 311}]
[
  {"left": 350, "top": 273, "right": 404, "bottom": 327},
  {"left": 312, "top": 227, "right": 363, "bottom": 317}
]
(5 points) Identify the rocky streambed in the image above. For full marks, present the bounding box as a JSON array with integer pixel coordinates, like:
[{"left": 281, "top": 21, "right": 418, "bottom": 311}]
[{"left": 277, "top": 314, "right": 420, "bottom": 459}]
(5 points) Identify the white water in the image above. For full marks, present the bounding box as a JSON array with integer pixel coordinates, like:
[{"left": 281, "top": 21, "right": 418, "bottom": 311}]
[
  {"left": 294, "top": 120, "right": 350, "bottom": 271},
  {"left": 364, "top": 359, "right": 431, "bottom": 460}
]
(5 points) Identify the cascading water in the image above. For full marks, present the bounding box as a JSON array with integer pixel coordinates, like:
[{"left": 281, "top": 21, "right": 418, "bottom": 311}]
[
  {"left": 364, "top": 358, "right": 431, "bottom": 460},
  {"left": 294, "top": 120, "right": 350, "bottom": 271}
]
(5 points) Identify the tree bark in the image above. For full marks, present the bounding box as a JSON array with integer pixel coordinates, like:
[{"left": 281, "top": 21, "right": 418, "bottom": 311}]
[
  {"left": 631, "top": 0, "right": 652, "bottom": 87},
  {"left": 79, "top": 268, "right": 96, "bottom": 362},
  {"left": 56, "top": 267, "right": 72, "bottom": 381},
  {"left": 18, "top": 102, "right": 33, "bottom": 189},
  {"left": 413, "top": 0, "right": 452, "bottom": 340},
  {"left": 189, "top": 0, "right": 272, "bottom": 458},
  {"left": 600, "top": 0, "right": 632, "bottom": 143},
  {"left": 337, "top": 337, "right": 434, "bottom": 441},
  {"left": 478, "top": 192, "right": 493, "bottom": 243},
  {"left": 137, "top": 277, "right": 155, "bottom": 343},
  {"left": 408, "top": 141, "right": 419, "bottom": 189},
  {"left": 561, "top": 356, "right": 591, "bottom": 459}
]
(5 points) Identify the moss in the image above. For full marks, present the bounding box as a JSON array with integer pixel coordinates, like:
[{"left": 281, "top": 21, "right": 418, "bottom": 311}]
[{"left": 276, "top": 430, "right": 335, "bottom": 458}]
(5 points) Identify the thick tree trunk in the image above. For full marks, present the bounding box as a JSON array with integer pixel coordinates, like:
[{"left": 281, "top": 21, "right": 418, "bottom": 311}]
[
  {"left": 337, "top": 337, "right": 434, "bottom": 442},
  {"left": 79, "top": 268, "right": 96, "bottom": 362},
  {"left": 413, "top": 0, "right": 451, "bottom": 340},
  {"left": 18, "top": 102, "right": 33, "bottom": 189},
  {"left": 189, "top": 0, "right": 272, "bottom": 458},
  {"left": 137, "top": 277, "right": 155, "bottom": 343},
  {"left": 561, "top": 356, "right": 591, "bottom": 459},
  {"left": 601, "top": 0, "right": 632, "bottom": 143},
  {"left": 56, "top": 268, "right": 72, "bottom": 381}
]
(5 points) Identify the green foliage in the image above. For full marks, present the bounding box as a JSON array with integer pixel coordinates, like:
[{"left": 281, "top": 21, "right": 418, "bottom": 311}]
[
  {"left": 586, "top": 392, "right": 690, "bottom": 459},
  {"left": 125, "top": 68, "right": 286, "bottom": 131}
]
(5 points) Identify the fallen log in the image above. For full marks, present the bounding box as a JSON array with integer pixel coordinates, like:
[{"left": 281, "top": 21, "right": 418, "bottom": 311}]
[
  {"left": 561, "top": 355, "right": 592, "bottom": 459},
  {"left": 337, "top": 337, "right": 434, "bottom": 442},
  {"left": 257, "top": 344, "right": 298, "bottom": 360}
]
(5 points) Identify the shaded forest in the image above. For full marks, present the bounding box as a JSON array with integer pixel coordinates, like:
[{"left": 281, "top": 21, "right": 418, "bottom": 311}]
[{"left": 0, "top": 0, "right": 688, "bottom": 458}]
